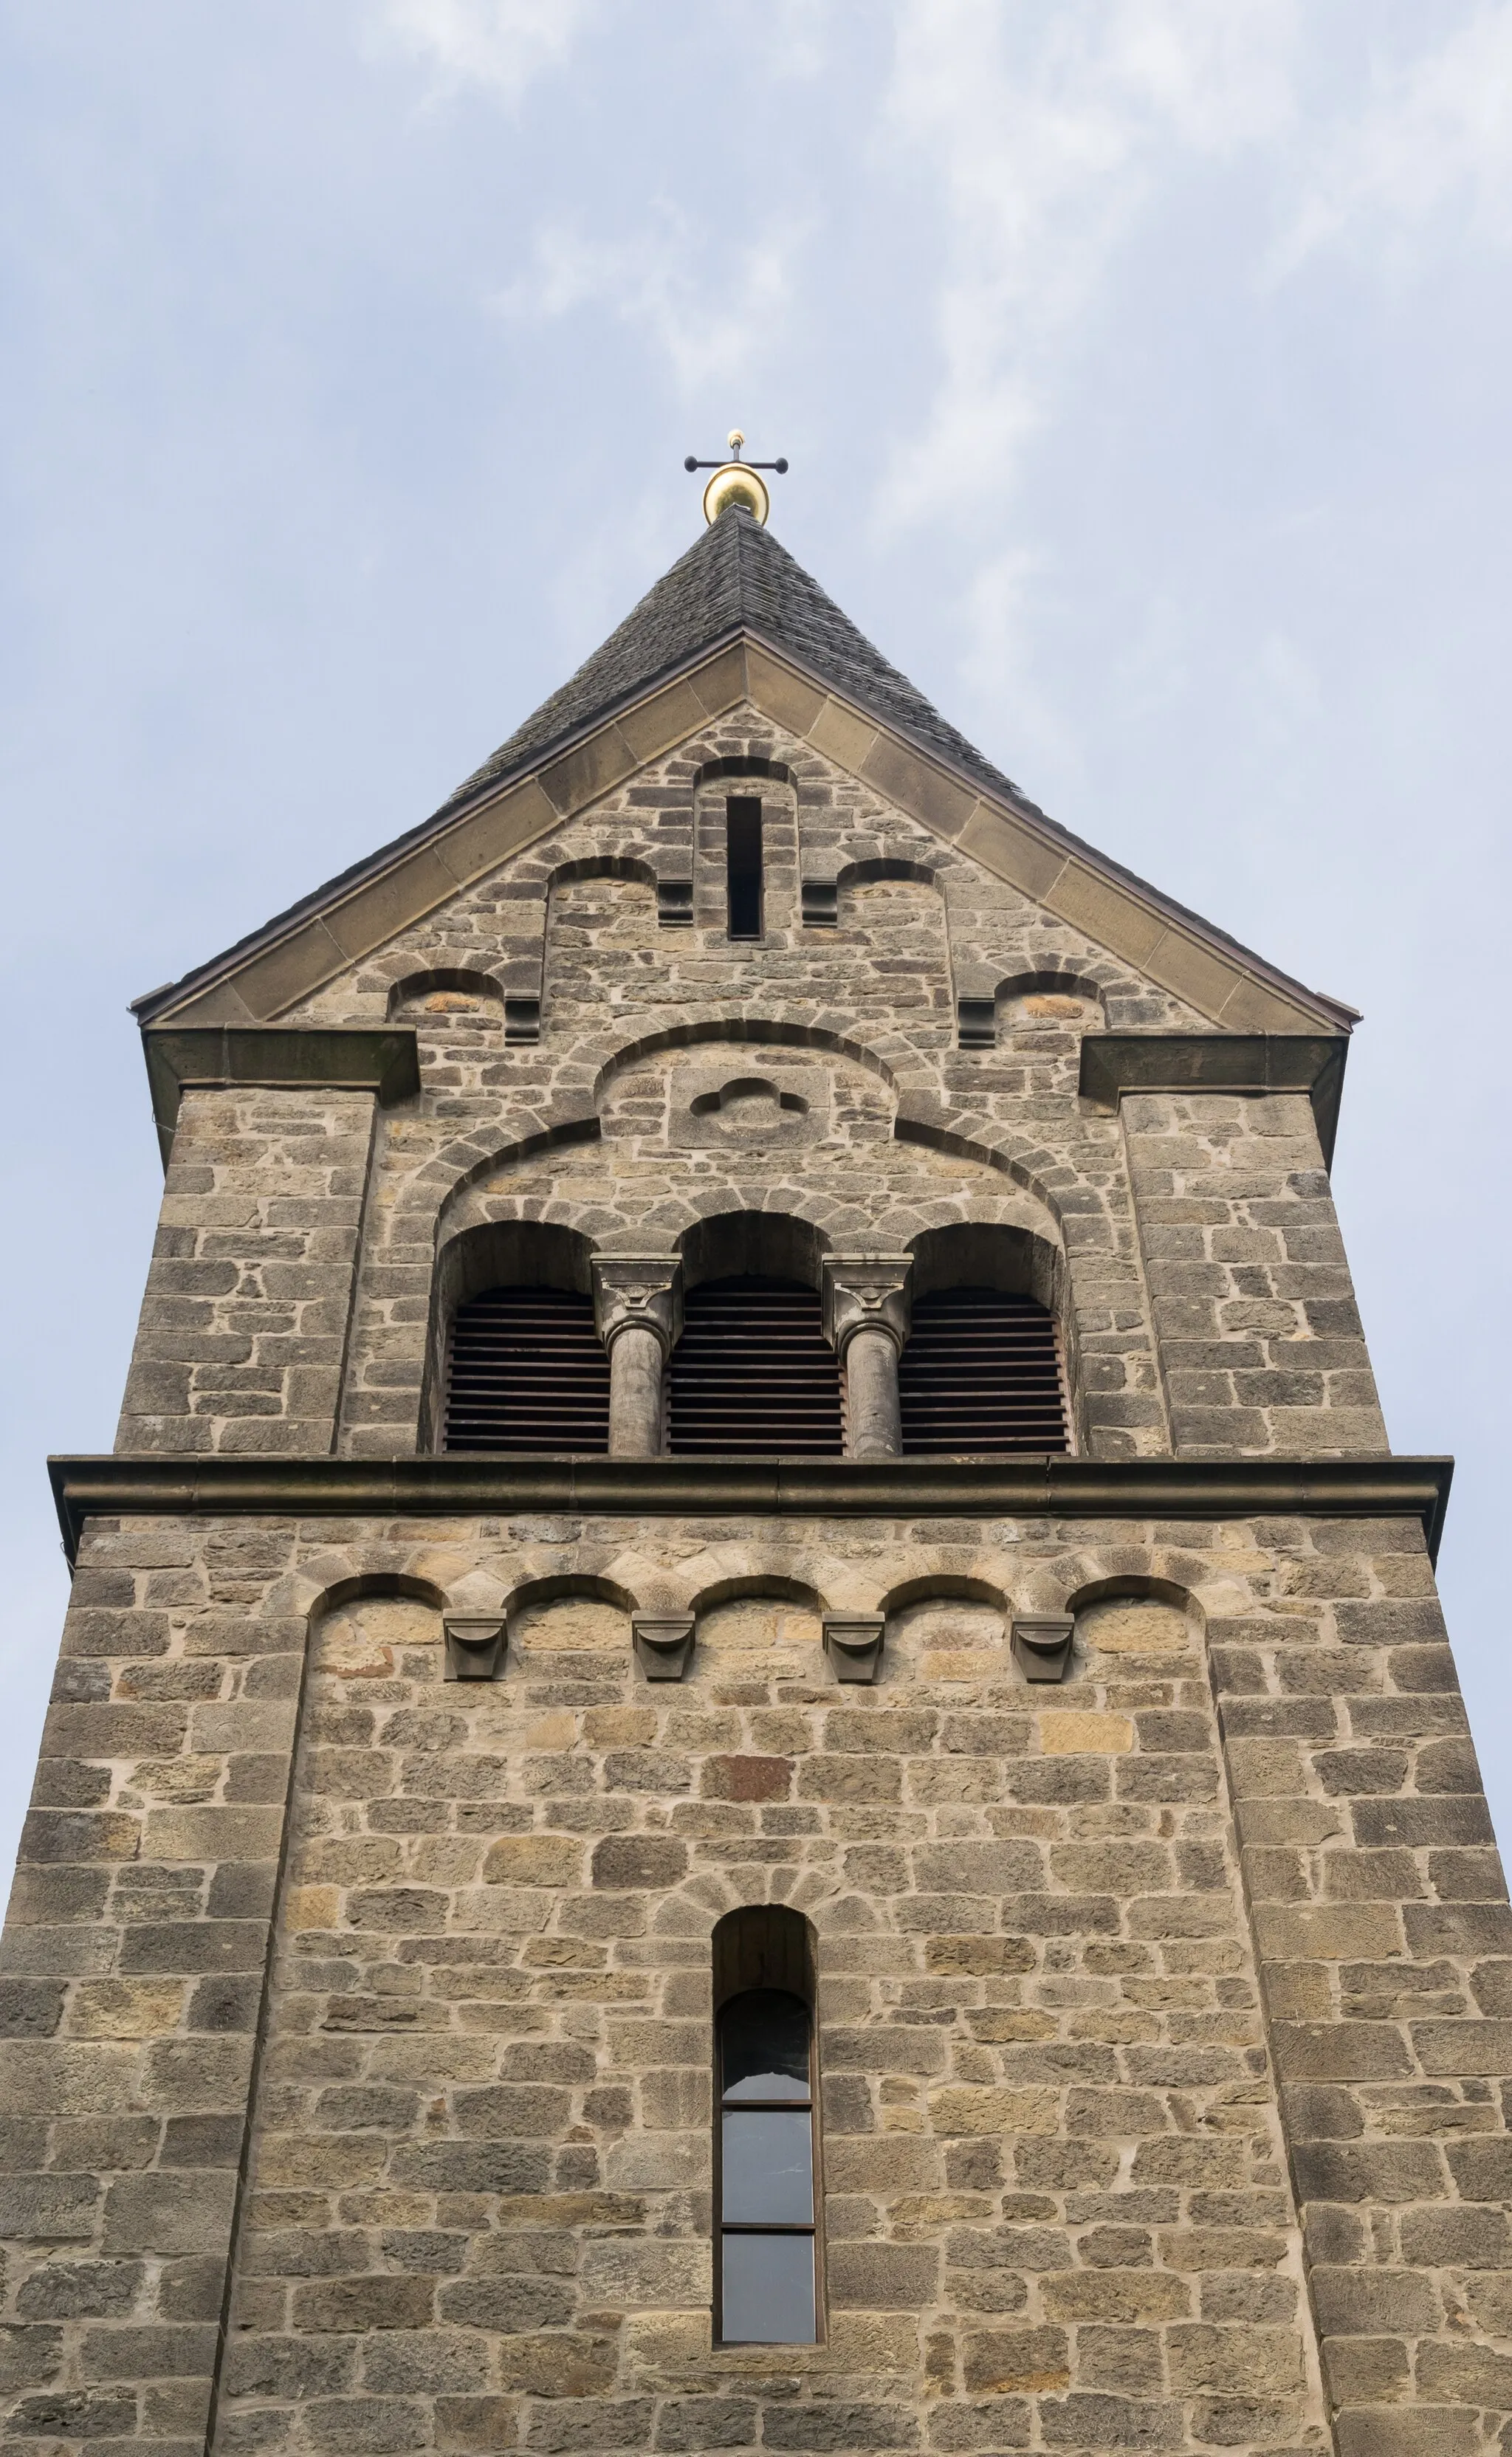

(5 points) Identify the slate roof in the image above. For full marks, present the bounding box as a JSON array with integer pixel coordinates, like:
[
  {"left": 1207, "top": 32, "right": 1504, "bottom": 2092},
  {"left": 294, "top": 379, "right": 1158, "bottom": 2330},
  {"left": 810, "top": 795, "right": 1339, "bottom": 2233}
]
[{"left": 433, "top": 505, "right": 1022, "bottom": 822}]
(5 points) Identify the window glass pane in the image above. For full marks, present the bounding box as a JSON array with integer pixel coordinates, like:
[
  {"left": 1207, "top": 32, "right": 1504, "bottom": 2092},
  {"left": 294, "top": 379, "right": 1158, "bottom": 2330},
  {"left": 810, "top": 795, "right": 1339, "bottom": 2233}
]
[
  {"left": 721, "top": 1989, "right": 810, "bottom": 2102},
  {"left": 726, "top": 796, "right": 763, "bottom": 938},
  {"left": 722, "top": 2231, "right": 816, "bottom": 2344},
  {"left": 721, "top": 2111, "right": 814, "bottom": 2224}
]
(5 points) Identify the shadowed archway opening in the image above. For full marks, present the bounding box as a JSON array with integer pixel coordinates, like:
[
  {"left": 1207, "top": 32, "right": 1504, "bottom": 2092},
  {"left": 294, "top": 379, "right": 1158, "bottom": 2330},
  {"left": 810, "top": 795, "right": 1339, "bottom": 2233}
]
[
  {"left": 899, "top": 1223, "right": 1071, "bottom": 1456},
  {"left": 436, "top": 1222, "right": 608, "bottom": 1454}
]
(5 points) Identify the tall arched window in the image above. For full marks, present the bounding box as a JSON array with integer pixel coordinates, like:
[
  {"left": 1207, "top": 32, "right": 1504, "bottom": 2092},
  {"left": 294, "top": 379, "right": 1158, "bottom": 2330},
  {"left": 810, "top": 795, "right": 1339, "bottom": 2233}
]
[
  {"left": 712, "top": 1905, "right": 819, "bottom": 2346},
  {"left": 669, "top": 1276, "right": 842, "bottom": 1456},
  {"left": 717, "top": 1987, "right": 817, "bottom": 2343}
]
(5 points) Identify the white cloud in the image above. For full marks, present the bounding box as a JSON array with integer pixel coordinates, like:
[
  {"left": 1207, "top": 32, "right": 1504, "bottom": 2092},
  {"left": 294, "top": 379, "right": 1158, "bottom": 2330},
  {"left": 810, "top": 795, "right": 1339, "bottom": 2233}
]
[
  {"left": 495, "top": 207, "right": 805, "bottom": 394},
  {"left": 379, "top": 0, "right": 591, "bottom": 103},
  {"left": 876, "top": 0, "right": 1299, "bottom": 531},
  {"left": 1279, "top": 4, "right": 1512, "bottom": 269}
]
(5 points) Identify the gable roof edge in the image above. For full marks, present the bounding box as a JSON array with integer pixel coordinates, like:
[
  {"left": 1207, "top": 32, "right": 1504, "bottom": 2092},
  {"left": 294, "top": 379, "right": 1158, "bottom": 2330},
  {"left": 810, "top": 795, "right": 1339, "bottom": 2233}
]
[{"left": 133, "top": 629, "right": 1358, "bottom": 1038}]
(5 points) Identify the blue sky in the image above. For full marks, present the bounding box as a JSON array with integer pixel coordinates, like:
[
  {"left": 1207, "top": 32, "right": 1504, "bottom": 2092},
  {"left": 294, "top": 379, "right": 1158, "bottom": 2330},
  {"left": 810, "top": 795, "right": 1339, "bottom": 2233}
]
[{"left": 2, "top": 0, "right": 1509, "bottom": 1875}]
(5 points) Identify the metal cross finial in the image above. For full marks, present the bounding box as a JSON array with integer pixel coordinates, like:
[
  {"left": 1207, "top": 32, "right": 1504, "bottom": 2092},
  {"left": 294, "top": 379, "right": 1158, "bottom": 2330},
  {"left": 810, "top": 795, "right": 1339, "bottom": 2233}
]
[
  {"left": 684, "top": 430, "right": 788, "bottom": 526},
  {"left": 684, "top": 429, "right": 788, "bottom": 476}
]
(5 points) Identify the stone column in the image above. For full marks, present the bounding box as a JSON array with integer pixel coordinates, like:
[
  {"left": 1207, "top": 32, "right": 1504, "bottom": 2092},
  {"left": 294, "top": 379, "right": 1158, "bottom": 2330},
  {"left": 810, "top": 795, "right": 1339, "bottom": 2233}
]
[
  {"left": 822, "top": 1254, "right": 913, "bottom": 1461},
  {"left": 592, "top": 1254, "right": 683, "bottom": 1457}
]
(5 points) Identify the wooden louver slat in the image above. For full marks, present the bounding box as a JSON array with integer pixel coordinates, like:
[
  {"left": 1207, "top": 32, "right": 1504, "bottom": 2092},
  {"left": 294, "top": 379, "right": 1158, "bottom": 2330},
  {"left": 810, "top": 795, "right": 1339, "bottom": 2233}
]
[
  {"left": 669, "top": 1276, "right": 842, "bottom": 1458},
  {"left": 898, "top": 1287, "right": 1069, "bottom": 1455},
  {"left": 442, "top": 1285, "right": 610, "bottom": 1453}
]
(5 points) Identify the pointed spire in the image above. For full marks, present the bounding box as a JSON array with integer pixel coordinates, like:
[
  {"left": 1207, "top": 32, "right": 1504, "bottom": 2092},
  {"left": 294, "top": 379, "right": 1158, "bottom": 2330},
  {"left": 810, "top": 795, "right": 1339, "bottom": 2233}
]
[{"left": 433, "top": 509, "right": 1022, "bottom": 827}]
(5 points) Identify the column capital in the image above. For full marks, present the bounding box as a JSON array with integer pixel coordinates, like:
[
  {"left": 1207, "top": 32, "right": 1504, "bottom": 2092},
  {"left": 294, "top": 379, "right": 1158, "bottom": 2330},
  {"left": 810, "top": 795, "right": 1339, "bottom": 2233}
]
[
  {"left": 821, "top": 1253, "right": 913, "bottom": 1357},
  {"left": 592, "top": 1254, "right": 684, "bottom": 1357}
]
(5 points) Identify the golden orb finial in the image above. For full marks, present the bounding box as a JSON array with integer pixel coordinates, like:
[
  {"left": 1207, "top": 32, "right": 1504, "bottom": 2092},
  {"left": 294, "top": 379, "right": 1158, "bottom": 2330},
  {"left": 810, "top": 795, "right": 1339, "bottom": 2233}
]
[
  {"left": 683, "top": 430, "right": 789, "bottom": 526},
  {"left": 703, "top": 464, "right": 770, "bottom": 524}
]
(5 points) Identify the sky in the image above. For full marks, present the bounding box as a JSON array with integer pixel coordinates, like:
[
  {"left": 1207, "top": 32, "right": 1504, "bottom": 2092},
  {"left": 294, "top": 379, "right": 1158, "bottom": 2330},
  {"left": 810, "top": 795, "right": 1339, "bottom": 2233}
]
[{"left": 1, "top": 0, "right": 1510, "bottom": 1879}]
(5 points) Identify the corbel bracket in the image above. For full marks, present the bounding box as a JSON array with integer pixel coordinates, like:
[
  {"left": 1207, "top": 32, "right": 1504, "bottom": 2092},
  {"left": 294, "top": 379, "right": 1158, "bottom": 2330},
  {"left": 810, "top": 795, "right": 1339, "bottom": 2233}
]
[
  {"left": 1011, "top": 1615, "right": 1076, "bottom": 1683},
  {"left": 444, "top": 1615, "right": 508, "bottom": 1681},
  {"left": 633, "top": 1614, "right": 695, "bottom": 1681},
  {"left": 823, "top": 1614, "right": 884, "bottom": 1685},
  {"left": 957, "top": 994, "right": 997, "bottom": 1050}
]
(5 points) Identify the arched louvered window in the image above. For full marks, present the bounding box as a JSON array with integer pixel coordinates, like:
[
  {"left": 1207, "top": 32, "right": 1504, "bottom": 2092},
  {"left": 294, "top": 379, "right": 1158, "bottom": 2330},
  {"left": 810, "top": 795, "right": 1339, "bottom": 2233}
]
[
  {"left": 441, "top": 1285, "right": 610, "bottom": 1453},
  {"left": 668, "top": 1276, "right": 842, "bottom": 1457},
  {"left": 717, "top": 1987, "right": 817, "bottom": 2344},
  {"left": 898, "top": 1285, "right": 1069, "bottom": 1454}
]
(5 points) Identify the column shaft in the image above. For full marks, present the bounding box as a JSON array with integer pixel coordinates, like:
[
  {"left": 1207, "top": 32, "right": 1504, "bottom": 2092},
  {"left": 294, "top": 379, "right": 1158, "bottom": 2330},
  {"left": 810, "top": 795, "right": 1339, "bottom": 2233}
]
[
  {"left": 845, "top": 1322, "right": 903, "bottom": 1459},
  {"left": 608, "top": 1321, "right": 665, "bottom": 1457}
]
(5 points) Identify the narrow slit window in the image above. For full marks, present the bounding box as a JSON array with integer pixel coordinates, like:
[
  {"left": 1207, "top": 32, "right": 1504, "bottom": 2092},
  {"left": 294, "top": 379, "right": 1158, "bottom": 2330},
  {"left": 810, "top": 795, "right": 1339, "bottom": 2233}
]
[
  {"left": 726, "top": 796, "right": 763, "bottom": 939},
  {"left": 717, "top": 1988, "right": 817, "bottom": 2344}
]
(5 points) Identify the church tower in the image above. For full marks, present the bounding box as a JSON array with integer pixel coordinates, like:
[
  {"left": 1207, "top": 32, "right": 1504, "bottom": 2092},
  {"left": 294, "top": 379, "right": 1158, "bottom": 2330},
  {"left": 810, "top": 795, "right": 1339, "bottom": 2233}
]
[{"left": 4, "top": 469, "right": 1503, "bottom": 2457}]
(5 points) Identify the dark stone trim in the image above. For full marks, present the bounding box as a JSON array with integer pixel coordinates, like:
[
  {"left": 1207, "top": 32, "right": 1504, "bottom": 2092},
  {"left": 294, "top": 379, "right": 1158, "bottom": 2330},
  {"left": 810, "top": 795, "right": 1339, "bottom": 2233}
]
[
  {"left": 143, "top": 1027, "right": 421, "bottom": 1165},
  {"left": 49, "top": 1451, "right": 1453, "bottom": 1569},
  {"left": 131, "top": 618, "right": 1358, "bottom": 1040},
  {"left": 1079, "top": 1032, "right": 1348, "bottom": 1167}
]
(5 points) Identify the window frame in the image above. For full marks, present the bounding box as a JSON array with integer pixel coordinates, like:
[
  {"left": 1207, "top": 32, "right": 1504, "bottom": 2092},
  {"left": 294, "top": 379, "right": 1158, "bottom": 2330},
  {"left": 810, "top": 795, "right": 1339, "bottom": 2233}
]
[{"left": 713, "top": 1984, "right": 823, "bottom": 2346}]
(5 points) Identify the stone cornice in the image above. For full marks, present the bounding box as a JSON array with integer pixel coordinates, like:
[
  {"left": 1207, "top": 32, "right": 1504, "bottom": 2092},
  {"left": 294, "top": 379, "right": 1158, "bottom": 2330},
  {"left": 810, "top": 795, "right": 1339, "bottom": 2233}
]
[
  {"left": 49, "top": 1452, "right": 1454, "bottom": 1570},
  {"left": 144, "top": 1026, "right": 421, "bottom": 1165},
  {"left": 1079, "top": 1032, "right": 1348, "bottom": 1168}
]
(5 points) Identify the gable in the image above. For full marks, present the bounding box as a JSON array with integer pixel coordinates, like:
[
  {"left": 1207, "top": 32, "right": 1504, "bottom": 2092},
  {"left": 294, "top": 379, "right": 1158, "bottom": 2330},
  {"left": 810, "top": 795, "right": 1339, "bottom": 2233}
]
[{"left": 136, "top": 634, "right": 1355, "bottom": 1039}]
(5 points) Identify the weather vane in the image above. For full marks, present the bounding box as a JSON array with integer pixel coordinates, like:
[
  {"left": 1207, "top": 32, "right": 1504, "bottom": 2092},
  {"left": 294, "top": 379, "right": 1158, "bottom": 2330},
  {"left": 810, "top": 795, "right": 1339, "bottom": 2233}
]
[{"left": 684, "top": 429, "right": 788, "bottom": 526}]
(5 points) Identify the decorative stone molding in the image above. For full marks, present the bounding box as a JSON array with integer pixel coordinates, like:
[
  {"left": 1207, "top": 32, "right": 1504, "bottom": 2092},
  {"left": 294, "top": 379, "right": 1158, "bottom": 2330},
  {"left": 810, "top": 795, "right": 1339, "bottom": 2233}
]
[
  {"left": 820, "top": 1255, "right": 913, "bottom": 1359},
  {"left": 443, "top": 1615, "right": 507, "bottom": 1681},
  {"left": 1011, "top": 1615, "right": 1076, "bottom": 1683},
  {"left": 592, "top": 1256, "right": 684, "bottom": 1358},
  {"left": 141, "top": 1025, "right": 421, "bottom": 1168},
  {"left": 633, "top": 1614, "right": 695, "bottom": 1681},
  {"left": 139, "top": 637, "right": 1351, "bottom": 1040},
  {"left": 46, "top": 1455, "right": 1457, "bottom": 1568},
  {"left": 823, "top": 1614, "right": 885, "bottom": 1684},
  {"left": 656, "top": 878, "right": 693, "bottom": 927},
  {"left": 1078, "top": 1032, "right": 1348, "bottom": 1169},
  {"left": 801, "top": 879, "right": 838, "bottom": 927}
]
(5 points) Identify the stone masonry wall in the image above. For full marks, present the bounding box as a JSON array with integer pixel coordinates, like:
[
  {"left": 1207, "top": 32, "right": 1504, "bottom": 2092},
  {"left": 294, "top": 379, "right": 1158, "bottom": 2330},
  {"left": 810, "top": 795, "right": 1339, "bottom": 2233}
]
[
  {"left": 117, "top": 1087, "right": 379, "bottom": 1457},
  {"left": 1123, "top": 1092, "right": 1386, "bottom": 1460},
  {"left": 1, "top": 1505, "right": 1505, "bottom": 2457},
  {"left": 182, "top": 706, "right": 1374, "bottom": 1466}
]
